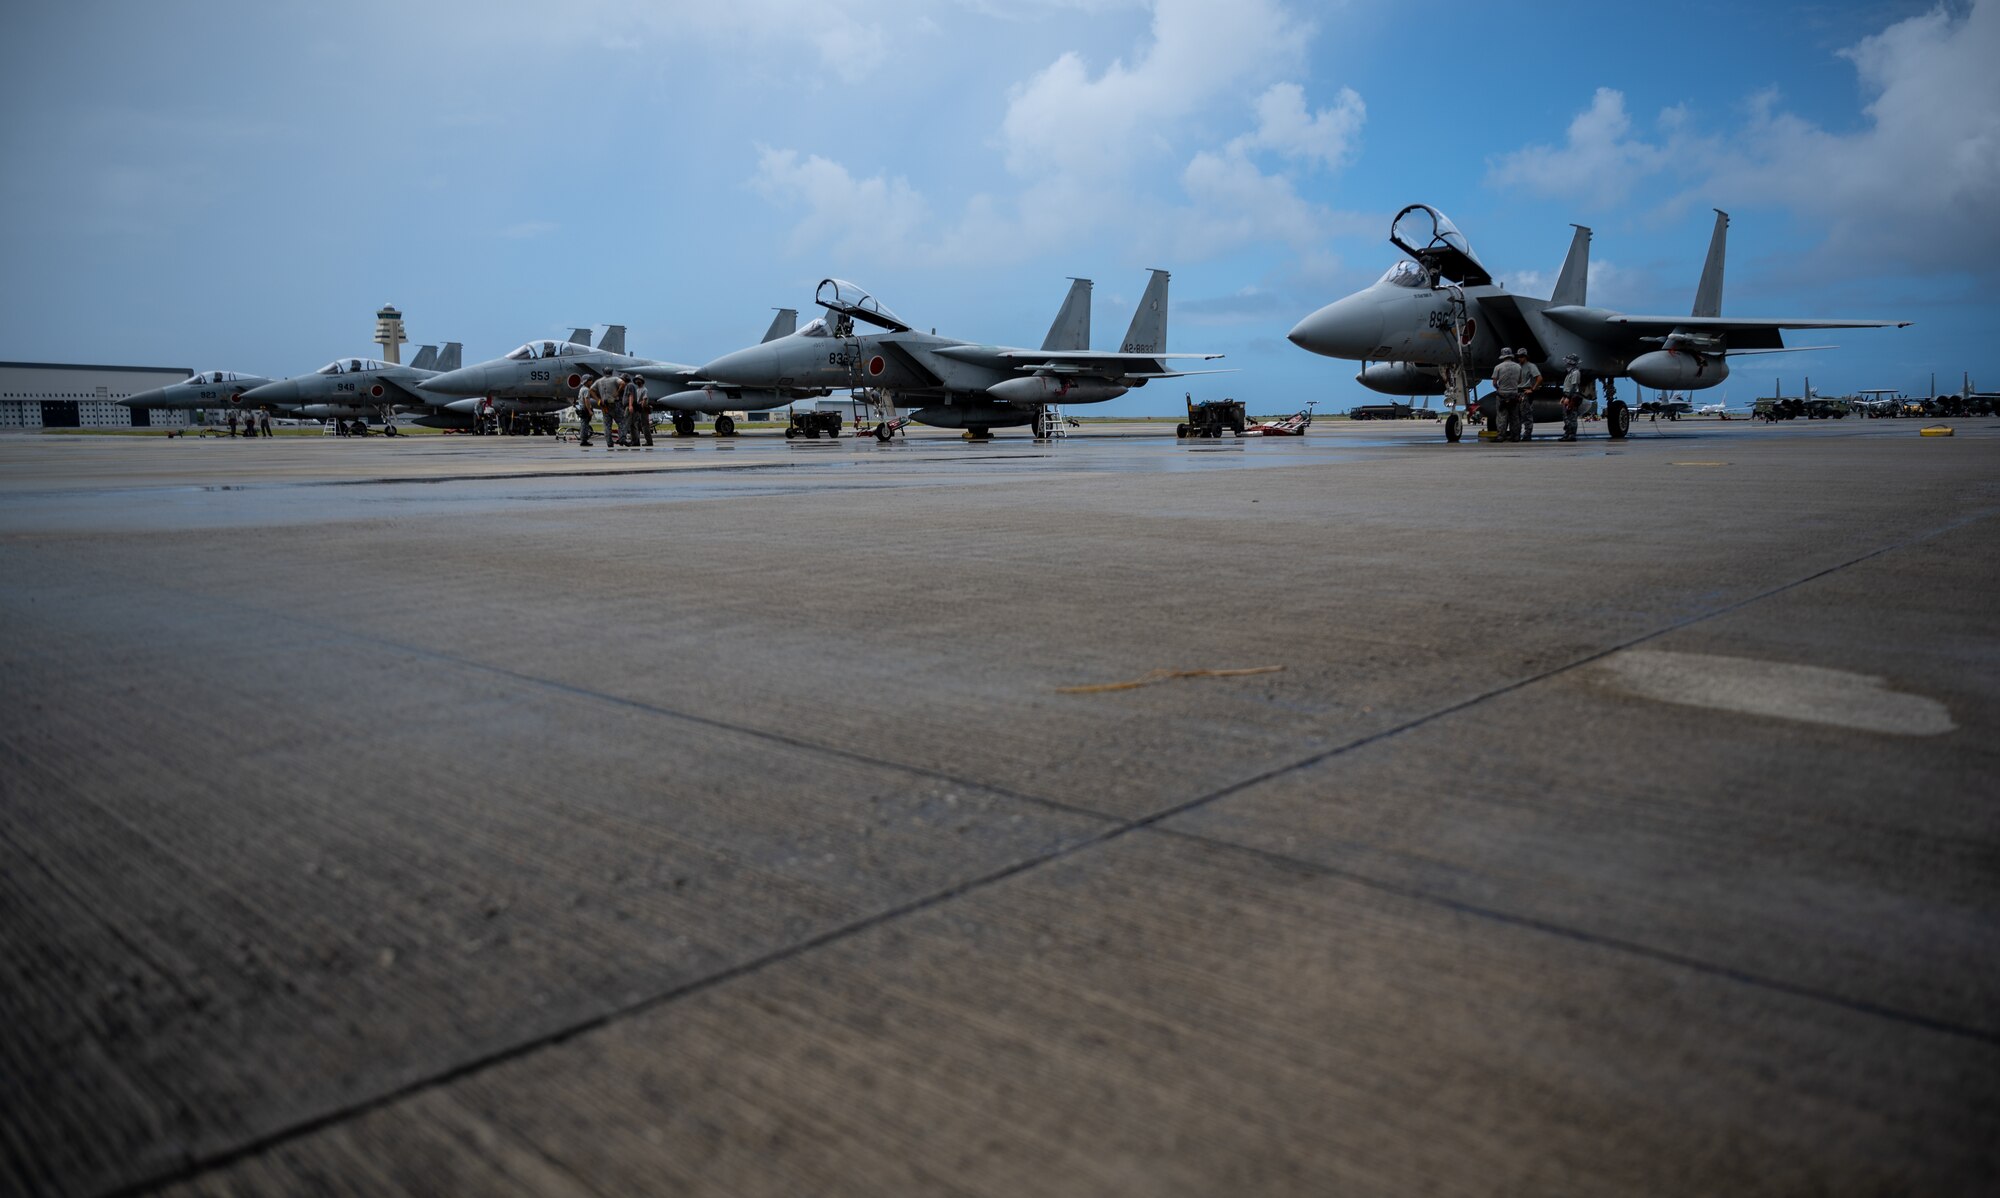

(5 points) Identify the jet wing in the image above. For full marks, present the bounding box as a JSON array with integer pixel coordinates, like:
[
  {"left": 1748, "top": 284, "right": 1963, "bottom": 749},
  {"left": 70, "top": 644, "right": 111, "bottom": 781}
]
[
  {"left": 1603, "top": 315, "right": 1907, "bottom": 351},
  {"left": 934, "top": 345, "right": 1223, "bottom": 380}
]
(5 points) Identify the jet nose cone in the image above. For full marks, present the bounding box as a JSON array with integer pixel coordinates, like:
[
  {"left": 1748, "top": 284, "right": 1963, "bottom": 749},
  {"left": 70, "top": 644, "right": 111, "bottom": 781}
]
[
  {"left": 700, "top": 345, "right": 779, "bottom": 387},
  {"left": 1287, "top": 294, "right": 1385, "bottom": 360},
  {"left": 418, "top": 366, "right": 484, "bottom": 395},
  {"left": 118, "top": 388, "right": 162, "bottom": 409},
  {"left": 239, "top": 380, "right": 294, "bottom": 406}
]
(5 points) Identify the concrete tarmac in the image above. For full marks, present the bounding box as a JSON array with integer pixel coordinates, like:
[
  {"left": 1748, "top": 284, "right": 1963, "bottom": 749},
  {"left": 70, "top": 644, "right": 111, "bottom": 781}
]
[{"left": 2, "top": 419, "right": 1995, "bottom": 1196}]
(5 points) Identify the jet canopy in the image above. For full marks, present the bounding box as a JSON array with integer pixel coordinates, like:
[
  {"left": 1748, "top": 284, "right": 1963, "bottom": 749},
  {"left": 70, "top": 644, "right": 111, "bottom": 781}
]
[
  {"left": 504, "top": 339, "right": 593, "bottom": 361},
  {"left": 814, "top": 278, "right": 910, "bottom": 332},
  {"left": 315, "top": 357, "right": 390, "bottom": 375},
  {"left": 189, "top": 370, "right": 246, "bottom": 384},
  {"left": 1388, "top": 203, "right": 1492, "bottom": 287}
]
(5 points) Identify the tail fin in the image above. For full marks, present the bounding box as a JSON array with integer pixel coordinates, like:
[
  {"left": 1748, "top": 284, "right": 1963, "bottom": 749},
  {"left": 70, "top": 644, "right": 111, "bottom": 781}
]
[
  {"left": 1119, "top": 269, "right": 1169, "bottom": 354},
  {"left": 598, "top": 325, "right": 627, "bottom": 356},
  {"left": 437, "top": 342, "right": 462, "bottom": 372},
  {"left": 1551, "top": 225, "right": 1591, "bottom": 306},
  {"left": 1041, "top": 277, "right": 1093, "bottom": 351},
  {"left": 1692, "top": 209, "right": 1728, "bottom": 318},
  {"left": 762, "top": 308, "right": 797, "bottom": 343},
  {"left": 568, "top": 328, "right": 593, "bottom": 348},
  {"left": 408, "top": 344, "right": 438, "bottom": 371}
]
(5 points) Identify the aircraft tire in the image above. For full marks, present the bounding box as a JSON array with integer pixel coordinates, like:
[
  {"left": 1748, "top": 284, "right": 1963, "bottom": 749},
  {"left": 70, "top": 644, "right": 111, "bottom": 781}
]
[
  {"left": 1607, "top": 401, "right": 1630, "bottom": 440},
  {"left": 1445, "top": 414, "right": 1462, "bottom": 443},
  {"left": 875, "top": 423, "right": 893, "bottom": 443},
  {"left": 715, "top": 415, "right": 736, "bottom": 437},
  {"left": 385, "top": 425, "right": 398, "bottom": 437}
]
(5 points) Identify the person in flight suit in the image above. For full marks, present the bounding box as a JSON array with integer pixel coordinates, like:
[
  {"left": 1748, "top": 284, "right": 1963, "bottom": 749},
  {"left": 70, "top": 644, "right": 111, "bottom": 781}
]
[
  {"left": 1516, "top": 348, "right": 1542, "bottom": 442},
  {"left": 576, "top": 380, "right": 595, "bottom": 448},
  {"left": 596, "top": 373, "right": 626, "bottom": 451},
  {"left": 1491, "top": 348, "right": 1524, "bottom": 442},
  {"left": 630, "top": 374, "right": 653, "bottom": 447},
  {"left": 1560, "top": 354, "right": 1586, "bottom": 442}
]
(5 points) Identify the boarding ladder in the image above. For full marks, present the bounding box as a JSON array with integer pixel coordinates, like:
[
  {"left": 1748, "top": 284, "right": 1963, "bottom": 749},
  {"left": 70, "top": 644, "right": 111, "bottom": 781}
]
[{"left": 1035, "top": 405, "right": 1068, "bottom": 439}]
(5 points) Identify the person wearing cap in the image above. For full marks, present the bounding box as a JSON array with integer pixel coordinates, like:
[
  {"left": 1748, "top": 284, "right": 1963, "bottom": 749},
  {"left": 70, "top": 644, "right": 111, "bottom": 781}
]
[
  {"left": 1491, "top": 347, "right": 1525, "bottom": 441},
  {"left": 1516, "top": 348, "right": 1542, "bottom": 442},
  {"left": 629, "top": 373, "right": 653, "bottom": 447},
  {"left": 1560, "top": 354, "right": 1587, "bottom": 442},
  {"left": 593, "top": 373, "right": 626, "bottom": 451}
]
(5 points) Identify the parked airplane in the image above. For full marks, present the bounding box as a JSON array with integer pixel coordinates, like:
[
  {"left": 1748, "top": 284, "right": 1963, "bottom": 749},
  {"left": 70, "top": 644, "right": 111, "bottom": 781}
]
[
  {"left": 419, "top": 312, "right": 805, "bottom": 437},
  {"left": 696, "top": 273, "right": 1224, "bottom": 439},
  {"left": 237, "top": 344, "right": 465, "bottom": 435},
  {"left": 118, "top": 369, "right": 277, "bottom": 412},
  {"left": 1287, "top": 204, "right": 1910, "bottom": 442}
]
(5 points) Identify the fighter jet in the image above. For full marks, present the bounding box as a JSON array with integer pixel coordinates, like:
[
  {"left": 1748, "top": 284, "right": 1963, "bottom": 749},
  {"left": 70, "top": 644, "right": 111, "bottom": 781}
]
[
  {"left": 697, "top": 272, "right": 1224, "bottom": 439},
  {"left": 118, "top": 369, "right": 277, "bottom": 413},
  {"left": 1287, "top": 204, "right": 1910, "bottom": 441},
  {"left": 237, "top": 344, "right": 466, "bottom": 435},
  {"left": 418, "top": 313, "right": 806, "bottom": 437}
]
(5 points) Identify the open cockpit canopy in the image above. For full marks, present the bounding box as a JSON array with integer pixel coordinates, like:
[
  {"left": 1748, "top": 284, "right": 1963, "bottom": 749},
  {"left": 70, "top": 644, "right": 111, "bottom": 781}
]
[
  {"left": 814, "top": 278, "right": 910, "bottom": 332},
  {"left": 504, "top": 339, "right": 593, "bottom": 361},
  {"left": 315, "top": 357, "right": 390, "bottom": 375},
  {"left": 1388, "top": 204, "right": 1492, "bottom": 287}
]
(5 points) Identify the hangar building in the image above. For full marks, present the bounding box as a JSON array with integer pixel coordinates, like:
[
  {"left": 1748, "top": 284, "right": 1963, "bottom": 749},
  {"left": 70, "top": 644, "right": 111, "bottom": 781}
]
[{"left": 0, "top": 361, "right": 192, "bottom": 429}]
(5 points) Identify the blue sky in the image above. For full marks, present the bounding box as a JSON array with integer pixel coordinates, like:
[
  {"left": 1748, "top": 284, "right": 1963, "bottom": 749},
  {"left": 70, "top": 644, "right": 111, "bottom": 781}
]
[{"left": 2, "top": 0, "right": 1995, "bottom": 410}]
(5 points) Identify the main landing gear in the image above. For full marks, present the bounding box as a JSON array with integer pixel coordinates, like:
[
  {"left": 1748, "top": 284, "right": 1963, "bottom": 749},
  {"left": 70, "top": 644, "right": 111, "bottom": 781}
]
[{"left": 714, "top": 414, "right": 736, "bottom": 437}]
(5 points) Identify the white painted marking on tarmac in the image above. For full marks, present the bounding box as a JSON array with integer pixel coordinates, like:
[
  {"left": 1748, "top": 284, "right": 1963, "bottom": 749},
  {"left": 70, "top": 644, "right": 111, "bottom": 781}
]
[{"left": 1590, "top": 649, "right": 1955, "bottom": 735}]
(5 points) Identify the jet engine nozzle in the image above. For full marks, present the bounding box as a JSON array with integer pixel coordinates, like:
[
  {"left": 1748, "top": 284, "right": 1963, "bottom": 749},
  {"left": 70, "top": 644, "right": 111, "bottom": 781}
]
[{"left": 1628, "top": 350, "right": 1729, "bottom": 391}]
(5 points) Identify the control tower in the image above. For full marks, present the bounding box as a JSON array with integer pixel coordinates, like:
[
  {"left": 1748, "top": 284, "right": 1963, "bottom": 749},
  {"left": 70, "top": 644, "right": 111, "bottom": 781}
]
[{"left": 373, "top": 305, "right": 407, "bottom": 364}]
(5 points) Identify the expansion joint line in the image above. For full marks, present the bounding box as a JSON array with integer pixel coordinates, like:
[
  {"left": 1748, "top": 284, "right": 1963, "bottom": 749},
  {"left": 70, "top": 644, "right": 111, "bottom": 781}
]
[{"left": 98, "top": 507, "right": 1997, "bottom": 1198}]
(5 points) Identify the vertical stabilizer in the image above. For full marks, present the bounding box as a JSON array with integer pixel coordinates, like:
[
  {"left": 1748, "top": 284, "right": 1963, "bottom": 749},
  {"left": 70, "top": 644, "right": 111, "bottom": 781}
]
[
  {"left": 408, "top": 344, "right": 438, "bottom": 371},
  {"left": 1551, "top": 225, "right": 1591, "bottom": 306},
  {"left": 1119, "top": 269, "right": 1170, "bottom": 353},
  {"left": 1693, "top": 209, "right": 1728, "bottom": 318},
  {"left": 437, "top": 342, "right": 462, "bottom": 372},
  {"left": 598, "top": 325, "right": 627, "bottom": 356},
  {"left": 568, "top": 328, "right": 593, "bottom": 347},
  {"left": 762, "top": 309, "right": 797, "bottom": 343},
  {"left": 1042, "top": 277, "right": 1093, "bottom": 351}
]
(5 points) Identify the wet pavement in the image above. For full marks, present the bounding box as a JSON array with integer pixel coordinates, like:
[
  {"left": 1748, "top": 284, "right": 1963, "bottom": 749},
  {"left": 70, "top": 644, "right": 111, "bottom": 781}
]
[{"left": 2, "top": 417, "right": 1996, "bottom": 1196}]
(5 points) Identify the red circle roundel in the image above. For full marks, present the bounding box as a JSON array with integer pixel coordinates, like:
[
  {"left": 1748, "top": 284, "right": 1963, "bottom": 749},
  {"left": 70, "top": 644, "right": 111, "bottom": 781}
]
[
  {"left": 869, "top": 355, "right": 885, "bottom": 376},
  {"left": 567, "top": 373, "right": 581, "bottom": 389},
  {"left": 370, "top": 384, "right": 385, "bottom": 397}
]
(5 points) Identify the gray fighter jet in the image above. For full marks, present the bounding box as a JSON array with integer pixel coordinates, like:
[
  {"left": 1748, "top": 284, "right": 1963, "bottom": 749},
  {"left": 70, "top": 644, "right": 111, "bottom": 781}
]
[
  {"left": 237, "top": 344, "right": 465, "bottom": 435},
  {"left": 1287, "top": 204, "right": 1910, "bottom": 441},
  {"left": 419, "top": 312, "right": 805, "bottom": 437},
  {"left": 118, "top": 369, "right": 277, "bottom": 413},
  {"left": 696, "top": 273, "right": 1223, "bottom": 439}
]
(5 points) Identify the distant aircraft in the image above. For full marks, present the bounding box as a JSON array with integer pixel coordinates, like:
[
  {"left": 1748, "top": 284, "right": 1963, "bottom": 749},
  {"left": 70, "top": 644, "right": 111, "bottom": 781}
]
[
  {"left": 418, "top": 313, "right": 807, "bottom": 437},
  {"left": 696, "top": 273, "right": 1225, "bottom": 439},
  {"left": 237, "top": 345, "right": 466, "bottom": 435},
  {"left": 118, "top": 369, "right": 276, "bottom": 413},
  {"left": 1287, "top": 204, "right": 1909, "bottom": 442}
]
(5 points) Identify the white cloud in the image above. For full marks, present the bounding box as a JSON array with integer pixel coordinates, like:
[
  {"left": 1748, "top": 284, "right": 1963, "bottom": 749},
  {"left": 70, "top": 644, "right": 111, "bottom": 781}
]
[
  {"left": 751, "top": 147, "right": 929, "bottom": 259},
  {"left": 1242, "top": 82, "right": 1365, "bottom": 170},
  {"left": 998, "top": 0, "right": 1309, "bottom": 178},
  {"left": 1485, "top": 88, "right": 1673, "bottom": 207},
  {"left": 1486, "top": 1, "right": 2000, "bottom": 273}
]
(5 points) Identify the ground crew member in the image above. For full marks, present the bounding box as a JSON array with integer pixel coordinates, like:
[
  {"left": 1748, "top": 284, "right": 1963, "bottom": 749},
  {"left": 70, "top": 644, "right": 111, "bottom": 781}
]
[
  {"left": 1516, "top": 348, "right": 1542, "bottom": 442},
  {"left": 226, "top": 409, "right": 239, "bottom": 438},
  {"left": 1491, "top": 347, "right": 1523, "bottom": 441},
  {"left": 259, "top": 409, "right": 273, "bottom": 437},
  {"left": 1560, "top": 354, "right": 1586, "bottom": 442},
  {"left": 631, "top": 374, "right": 652, "bottom": 447},
  {"left": 576, "top": 380, "right": 595, "bottom": 448},
  {"left": 595, "top": 373, "right": 626, "bottom": 450}
]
